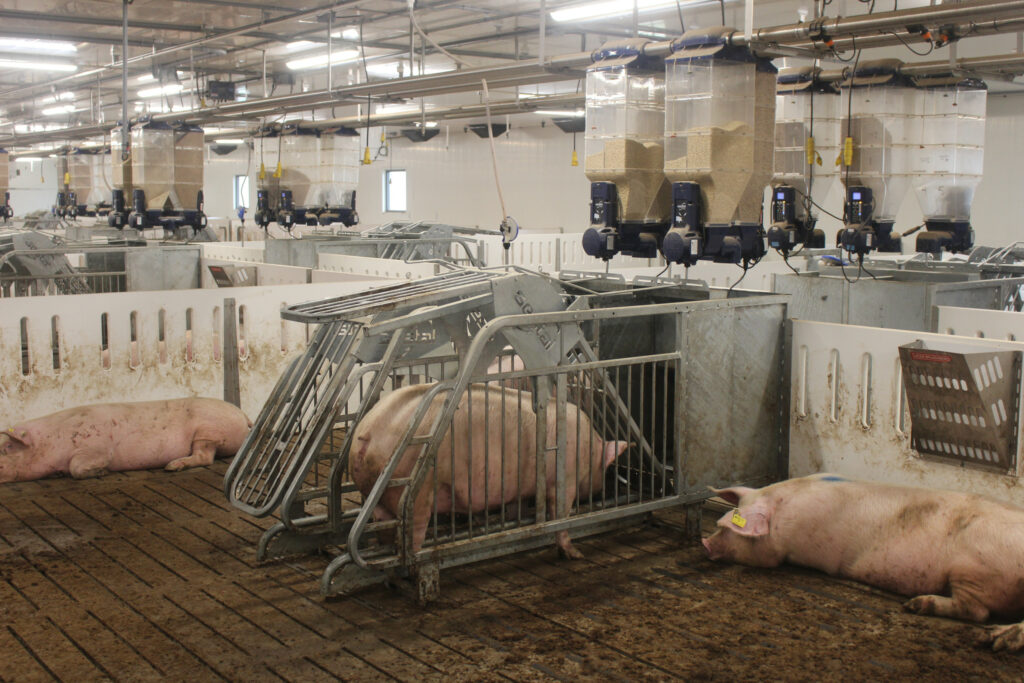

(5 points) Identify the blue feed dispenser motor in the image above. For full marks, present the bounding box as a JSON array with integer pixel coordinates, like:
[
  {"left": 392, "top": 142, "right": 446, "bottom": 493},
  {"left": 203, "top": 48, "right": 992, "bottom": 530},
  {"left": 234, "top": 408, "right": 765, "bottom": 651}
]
[
  {"left": 660, "top": 27, "right": 774, "bottom": 268},
  {"left": 839, "top": 185, "right": 902, "bottom": 256},
  {"left": 769, "top": 185, "right": 825, "bottom": 255}
]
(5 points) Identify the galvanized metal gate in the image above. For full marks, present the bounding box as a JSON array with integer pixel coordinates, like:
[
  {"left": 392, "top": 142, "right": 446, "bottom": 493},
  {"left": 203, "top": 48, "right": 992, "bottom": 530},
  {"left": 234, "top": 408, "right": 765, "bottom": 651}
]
[{"left": 224, "top": 269, "right": 788, "bottom": 599}]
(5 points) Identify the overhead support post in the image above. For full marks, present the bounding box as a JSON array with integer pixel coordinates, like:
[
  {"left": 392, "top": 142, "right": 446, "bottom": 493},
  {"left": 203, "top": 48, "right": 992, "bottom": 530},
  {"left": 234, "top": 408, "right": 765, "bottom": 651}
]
[{"left": 121, "top": 0, "right": 129, "bottom": 162}]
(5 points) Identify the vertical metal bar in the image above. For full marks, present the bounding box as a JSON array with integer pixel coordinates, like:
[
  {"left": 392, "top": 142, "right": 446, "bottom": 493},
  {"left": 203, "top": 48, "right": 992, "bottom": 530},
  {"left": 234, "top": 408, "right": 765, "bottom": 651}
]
[
  {"left": 574, "top": 367, "right": 582, "bottom": 514},
  {"left": 539, "top": 0, "right": 547, "bottom": 64},
  {"left": 675, "top": 312, "right": 686, "bottom": 499},
  {"left": 517, "top": 385, "right": 523, "bottom": 527},
  {"left": 328, "top": 13, "right": 335, "bottom": 91},
  {"left": 535, "top": 395, "right": 547, "bottom": 524},
  {"left": 744, "top": 0, "right": 754, "bottom": 43},
  {"left": 660, "top": 360, "right": 668, "bottom": 497},
  {"left": 121, "top": 0, "right": 129, "bottom": 162},
  {"left": 555, "top": 372, "right": 567, "bottom": 523},
  {"left": 622, "top": 362, "right": 630, "bottom": 501},
  {"left": 223, "top": 298, "right": 241, "bottom": 407},
  {"left": 500, "top": 382, "right": 506, "bottom": 526},
  {"left": 587, "top": 365, "right": 596, "bottom": 510},
  {"left": 262, "top": 49, "right": 268, "bottom": 97},
  {"left": 484, "top": 382, "right": 490, "bottom": 533},
  {"left": 466, "top": 387, "right": 473, "bottom": 539}
]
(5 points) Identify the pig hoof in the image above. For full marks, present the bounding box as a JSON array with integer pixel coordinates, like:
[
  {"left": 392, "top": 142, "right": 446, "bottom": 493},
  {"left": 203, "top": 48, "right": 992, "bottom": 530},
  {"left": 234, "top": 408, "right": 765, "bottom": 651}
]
[
  {"left": 903, "top": 596, "right": 936, "bottom": 615},
  {"left": 984, "top": 624, "right": 1024, "bottom": 652},
  {"left": 165, "top": 459, "right": 188, "bottom": 472},
  {"left": 558, "top": 545, "right": 585, "bottom": 561}
]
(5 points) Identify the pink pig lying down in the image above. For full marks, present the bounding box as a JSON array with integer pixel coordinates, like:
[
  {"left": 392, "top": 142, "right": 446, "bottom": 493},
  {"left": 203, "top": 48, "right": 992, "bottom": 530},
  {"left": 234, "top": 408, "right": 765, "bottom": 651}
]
[
  {"left": 703, "top": 473, "right": 1024, "bottom": 651},
  {"left": 0, "top": 398, "right": 252, "bottom": 483},
  {"left": 350, "top": 383, "right": 628, "bottom": 560}
]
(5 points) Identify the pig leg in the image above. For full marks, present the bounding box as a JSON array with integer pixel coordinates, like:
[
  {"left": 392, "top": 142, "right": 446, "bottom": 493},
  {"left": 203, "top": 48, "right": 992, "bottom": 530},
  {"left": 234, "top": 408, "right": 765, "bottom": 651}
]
[
  {"left": 555, "top": 530, "right": 584, "bottom": 560},
  {"left": 982, "top": 622, "right": 1024, "bottom": 652},
  {"left": 165, "top": 439, "right": 218, "bottom": 472},
  {"left": 69, "top": 450, "right": 113, "bottom": 479},
  {"left": 903, "top": 577, "right": 991, "bottom": 623},
  {"left": 548, "top": 491, "right": 584, "bottom": 560},
  {"left": 373, "top": 506, "right": 397, "bottom": 547}
]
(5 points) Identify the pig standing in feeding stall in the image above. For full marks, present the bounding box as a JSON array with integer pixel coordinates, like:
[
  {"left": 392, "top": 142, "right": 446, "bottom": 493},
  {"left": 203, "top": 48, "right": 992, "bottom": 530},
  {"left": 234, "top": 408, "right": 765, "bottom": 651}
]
[
  {"left": 0, "top": 398, "right": 252, "bottom": 482},
  {"left": 702, "top": 473, "right": 1024, "bottom": 651},
  {"left": 350, "top": 382, "right": 628, "bottom": 560}
]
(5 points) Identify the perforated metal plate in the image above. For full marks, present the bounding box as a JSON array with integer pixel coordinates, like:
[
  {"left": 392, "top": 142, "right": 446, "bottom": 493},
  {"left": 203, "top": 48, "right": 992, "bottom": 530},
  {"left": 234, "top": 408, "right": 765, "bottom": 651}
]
[{"left": 899, "top": 341, "right": 1022, "bottom": 474}]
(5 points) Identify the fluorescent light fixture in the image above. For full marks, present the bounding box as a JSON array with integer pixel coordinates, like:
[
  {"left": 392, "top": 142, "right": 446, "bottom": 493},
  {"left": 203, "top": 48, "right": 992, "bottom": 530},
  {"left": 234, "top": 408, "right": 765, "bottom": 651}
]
[
  {"left": 534, "top": 109, "right": 585, "bottom": 117},
  {"left": 41, "top": 92, "right": 75, "bottom": 104},
  {"left": 135, "top": 73, "right": 156, "bottom": 83},
  {"left": 285, "top": 40, "right": 320, "bottom": 53},
  {"left": 16, "top": 156, "right": 42, "bottom": 162},
  {"left": 214, "top": 138, "right": 245, "bottom": 144},
  {"left": 79, "top": 140, "right": 104, "bottom": 148},
  {"left": 331, "top": 27, "right": 360, "bottom": 40},
  {"left": 365, "top": 61, "right": 452, "bottom": 77},
  {"left": 551, "top": 0, "right": 681, "bottom": 22},
  {"left": 138, "top": 83, "right": 183, "bottom": 98},
  {"left": 0, "top": 38, "right": 77, "bottom": 55},
  {"left": 0, "top": 59, "right": 76, "bottom": 72},
  {"left": 374, "top": 103, "right": 422, "bottom": 115},
  {"left": 42, "top": 104, "right": 76, "bottom": 116},
  {"left": 286, "top": 49, "right": 359, "bottom": 71}
]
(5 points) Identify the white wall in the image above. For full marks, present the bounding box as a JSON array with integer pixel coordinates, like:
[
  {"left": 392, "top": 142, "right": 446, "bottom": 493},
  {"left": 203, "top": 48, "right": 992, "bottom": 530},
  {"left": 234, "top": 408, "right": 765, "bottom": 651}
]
[
  {"left": 203, "top": 144, "right": 254, "bottom": 221},
  {"left": 970, "top": 92, "right": 1024, "bottom": 248},
  {"left": 9, "top": 157, "right": 57, "bottom": 215},
  {"left": 355, "top": 122, "right": 589, "bottom": 232}
]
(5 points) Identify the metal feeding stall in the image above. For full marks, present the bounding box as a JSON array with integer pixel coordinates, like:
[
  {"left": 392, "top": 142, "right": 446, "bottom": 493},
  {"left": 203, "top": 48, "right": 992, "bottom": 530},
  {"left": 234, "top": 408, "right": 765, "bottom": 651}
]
[{"left": 224, "top": 269, "right": 788, "bottom": 600}]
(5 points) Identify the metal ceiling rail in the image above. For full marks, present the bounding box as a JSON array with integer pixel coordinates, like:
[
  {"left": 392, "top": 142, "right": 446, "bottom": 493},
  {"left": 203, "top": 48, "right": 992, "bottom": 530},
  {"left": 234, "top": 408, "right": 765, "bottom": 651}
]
[
  {"left": 735, "top": 0, "right": 1024, "bottom": 46},
  {"left": 295, "top": 92, "right": 585, "bottom": 131},
  {"left": 0, "top": 0, "right": 379, "bottom": 102},
  {"left": 4, "top": 0, "right": 1024, "bottom": 148},
  {"left": 814, "top": 16, "right": 1024, "bottom": 54}
]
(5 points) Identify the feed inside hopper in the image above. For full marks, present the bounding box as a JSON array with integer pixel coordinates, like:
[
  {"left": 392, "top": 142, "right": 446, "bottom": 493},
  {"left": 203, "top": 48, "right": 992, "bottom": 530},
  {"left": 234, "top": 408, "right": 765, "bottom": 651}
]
[
  {"left": 659, "top": 27, "right": 776, "bottom": 268},
  {"left": 768, "top": 66, "right": 841, "bottom": 255},
  {"left": 580, "top": 40, "right": 670, "bottom": 260},
  {"left": 837, "top": 59, "right": 918, "bottom": 255},
  {"left": 254, "top": 124, "right": 360, "bottom": 231}
]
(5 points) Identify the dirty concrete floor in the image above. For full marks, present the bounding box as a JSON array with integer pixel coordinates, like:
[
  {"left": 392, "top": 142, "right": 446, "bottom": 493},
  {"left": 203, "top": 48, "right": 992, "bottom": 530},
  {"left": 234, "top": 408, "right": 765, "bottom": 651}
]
[{"left": 0, "top": 462, "right": 1021, "bottom": 682}]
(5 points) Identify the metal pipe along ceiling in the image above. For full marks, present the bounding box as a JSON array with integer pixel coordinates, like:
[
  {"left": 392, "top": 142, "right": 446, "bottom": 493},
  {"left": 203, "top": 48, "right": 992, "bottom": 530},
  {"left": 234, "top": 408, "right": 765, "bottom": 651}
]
[
  {"left": 734, "top": 0, "right": 1024, "bottom": 46},
  {"left": 4, "top": 0, "right": 1024, "bottom": 148},
  {"left": 0, "top": 0, "right": 380, "bottom": 101}
]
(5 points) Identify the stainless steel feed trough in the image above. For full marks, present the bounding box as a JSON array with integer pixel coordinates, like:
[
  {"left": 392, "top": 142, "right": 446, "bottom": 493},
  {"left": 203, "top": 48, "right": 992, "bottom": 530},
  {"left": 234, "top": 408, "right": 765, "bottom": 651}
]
[{"left": 224, "top": 268, "right": 789, "bottom": 600}]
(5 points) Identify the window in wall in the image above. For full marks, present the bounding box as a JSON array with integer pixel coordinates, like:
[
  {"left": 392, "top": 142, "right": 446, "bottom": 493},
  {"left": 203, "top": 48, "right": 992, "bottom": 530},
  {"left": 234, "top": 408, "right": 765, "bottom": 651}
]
[
  {"left": 233, "top": 174, "right": 250, "bottom": 210},
  {"left": 383, "top": 169, "right": 407, "bottom": 212}
]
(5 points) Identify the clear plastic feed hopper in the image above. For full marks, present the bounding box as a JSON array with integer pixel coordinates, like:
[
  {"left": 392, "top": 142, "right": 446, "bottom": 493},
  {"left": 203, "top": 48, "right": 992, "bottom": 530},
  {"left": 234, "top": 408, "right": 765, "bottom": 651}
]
[
  {"left": 108, "top": 118, "right": 207, "bottom": 235},
  {"left": 910, "top": 74, "right": 986, "bottom": 254},
  {"left": 581, "top": 41, "right": 670, "bottom": 260},
  {"left": 838, "top": 59, "right": 919, "bottom": 256},
  {"left": 254, "top": 125, "right": 360, "bottom": 231},
  {"left": 769, "top": 67, "right": 840, "bottom": 255},
  {"left": 56, "top": 148, "right": 108, "bottom": 219},
  {"left": 661, "top": 27, "right": 776, "bottom": 267}
]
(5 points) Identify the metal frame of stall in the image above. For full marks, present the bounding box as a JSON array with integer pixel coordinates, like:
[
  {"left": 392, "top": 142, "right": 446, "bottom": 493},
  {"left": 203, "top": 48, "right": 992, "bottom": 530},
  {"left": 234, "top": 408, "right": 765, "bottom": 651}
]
[{"left": 223, "top": 268, "right": 789, "bottom": 600}]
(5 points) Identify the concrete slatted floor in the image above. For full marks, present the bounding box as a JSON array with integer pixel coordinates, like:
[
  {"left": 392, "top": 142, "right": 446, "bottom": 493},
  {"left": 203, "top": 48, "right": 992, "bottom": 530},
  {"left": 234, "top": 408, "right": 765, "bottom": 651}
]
[{"left": 0, "top": 462, "right": 1021, "bottom": 681}]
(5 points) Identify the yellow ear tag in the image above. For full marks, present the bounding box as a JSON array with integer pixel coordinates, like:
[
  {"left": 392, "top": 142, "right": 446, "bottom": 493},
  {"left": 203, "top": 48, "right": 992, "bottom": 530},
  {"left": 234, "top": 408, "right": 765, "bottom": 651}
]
[{"left": 731, "top": 510, "right": 747, "bottom": 528}]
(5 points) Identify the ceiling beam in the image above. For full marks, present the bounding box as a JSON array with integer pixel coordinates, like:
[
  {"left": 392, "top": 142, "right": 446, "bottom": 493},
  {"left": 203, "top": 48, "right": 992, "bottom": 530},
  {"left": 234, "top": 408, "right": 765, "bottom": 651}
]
[{"left": 0, "top": 0, "right": 382, "bottom": 101}]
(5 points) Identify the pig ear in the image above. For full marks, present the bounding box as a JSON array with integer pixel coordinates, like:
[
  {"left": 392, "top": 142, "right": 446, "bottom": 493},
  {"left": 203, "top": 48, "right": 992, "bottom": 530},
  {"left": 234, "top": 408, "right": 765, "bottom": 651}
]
[
  {"left": 718, "top": 499, "right": 772, "bottom": 537},
  {"left": 709, "top": 486, "right": 755, "bottom": 506},
  {"left": 603, "top": 441, "right": 628, "bottom": 467},
  {"left": 2, "top": 428, "right": 31, "bottom": 451}
]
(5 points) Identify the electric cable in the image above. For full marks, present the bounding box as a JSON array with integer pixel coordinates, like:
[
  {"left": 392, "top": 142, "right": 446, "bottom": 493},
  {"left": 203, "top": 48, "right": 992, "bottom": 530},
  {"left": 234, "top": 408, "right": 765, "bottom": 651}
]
[
  {"left": 480, "top": 78, "right": 513, "bottom": 247},
  {"left": 888, "top": 30, "right": 934, "bottom": 56},
  {"left": 409, "top": 0, "right": 471, "bottom": 69}
]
